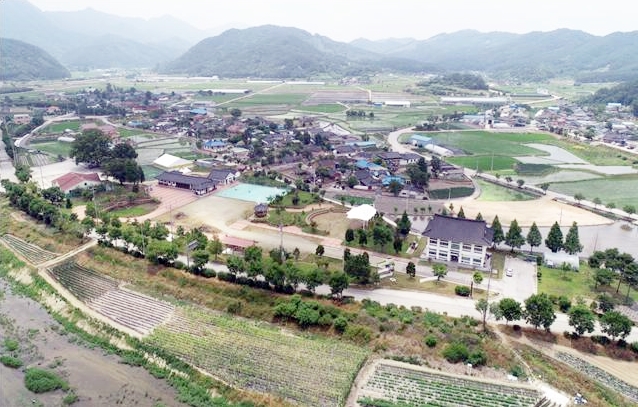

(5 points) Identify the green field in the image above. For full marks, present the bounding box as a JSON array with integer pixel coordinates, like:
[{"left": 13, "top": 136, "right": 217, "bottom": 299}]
[
  {"left": 109, "top": 203, "right": 157, "bottom": 218},
  {"left": 146, "top": 306, "right": 369, "bottom": 407},
  {"left": 543, "top": 139, "right": 638, "bottom": 166},
  {"left": 295, "top": 104, "right": 346, "bottom": 113},
  {"left": 475, "top": 179, "right": 537, "bottom": 201},
  {"left": 140, "top": 165, "right": 163, "bottom": 180},
  {"left": 29, "top": 140, "right": 72, "bottom": 157},
  {"left": 447, "top": 155, "right": 518, "bottom": 172},
  {"left": 117, "top": 128, "right": 148, "bottom": 138},
  {"left": 538, "top": 264, "right": 638, "bottom": 303},
  {"left": 41, "top": 120, "right": 81, "bottom": 133},
  {"left": 549, "top": 176, "right": 638, "bottom": 208},
  {"left": 425, "top": 131, "right": 553, "bottom": 156},
  {"left": 228, "top": 93, "right": 309, "bottom": 106}
]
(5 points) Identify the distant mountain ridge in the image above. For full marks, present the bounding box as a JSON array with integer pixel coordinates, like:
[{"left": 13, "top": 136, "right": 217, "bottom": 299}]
[
  {"left": 350, "top": 29, "right": 638, "bottom": 82},
  {"left": 0, "top": 38, "right": 70, "bottom": 81},
  {"left": 161, "top": 25, "right": 433, "bottom": 78}
]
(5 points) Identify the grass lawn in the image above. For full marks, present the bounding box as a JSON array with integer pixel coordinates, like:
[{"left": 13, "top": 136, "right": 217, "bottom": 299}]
[
  {"left": 548, "top": 176, "right": 638, "bottom": 208},
  {"left": 277, "top": 190, "right": 320, "bottom": 208},
  {"left": 475, "top": 179, "right": 538, "bottom": 201},
  {"left": 335, "top": 195, "right": 374, "bottom": 206},
  {"left": 28, "top": 140, "right": 72, "bottom": 157},
  {"left": 380, "top": 274, "right": 489, "bottom": 298},
  {"left": 426, "top": 131, "right": 554, "bottom": 156},
  {"left": 40, "top": 120, "right": 81, "bottom": 133},
  {"left": 109, "top": 203, "right": 158, "bottom": 218},
  {"left": 447, "top": 155, "right": 518, "bottom": 172},
  {"left": 538, "top": 263, "right": 638, "bottom": 303}
]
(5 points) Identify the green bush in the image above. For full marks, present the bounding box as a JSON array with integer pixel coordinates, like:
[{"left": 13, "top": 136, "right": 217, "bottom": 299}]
[
  {"left": 424, "top": 335, "right": 438, "bottom": 348},
  {"left": 0, "top": 355, "right": 23, "bottom": 368},
  {"left": 63, "top": 391, "right": 79, "bottom": 405},
  {"left": 454, "top": 285, "right": 471, "bottom": 296},
  {"left": 510, "top": 364, "right": 526, "bottom": 379},
  {"left": 468, "top": 349, "right": 487, "bottom": 366},
  {"left": 24, "top": 368, "right": 69, "bottom": 393},
  {"left": 558, "top": 296, "right": 572, "bottom": 312},
  {"left": 201, "top": 268, "right": 216, "bottom": 278},
  {"left": 344, "top": 324, "right": 373, "bottom": 344},
  {"left": 442, "top": 342, "right": 469, "bottom": 363},
  {"left": 3, "top": 338, "right": 19, "bottom": 352},
  {"left": 630, "top": 342, "right": 638, "bottom": 354},
  {"left": 333, "top": 316, "right": 348, "bottom": 333}
]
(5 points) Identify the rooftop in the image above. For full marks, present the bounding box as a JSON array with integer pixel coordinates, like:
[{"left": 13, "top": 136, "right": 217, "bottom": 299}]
[{"left": 422, "top": 214, "right": 493, "bottom": 246}]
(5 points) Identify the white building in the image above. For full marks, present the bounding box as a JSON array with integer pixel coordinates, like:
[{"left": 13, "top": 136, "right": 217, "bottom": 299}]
[{"left": 422, "top": 215, "right": 493, "bottom": 268}]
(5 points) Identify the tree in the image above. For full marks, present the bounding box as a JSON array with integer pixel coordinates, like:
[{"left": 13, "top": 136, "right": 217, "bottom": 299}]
[
  {"left": 315, "top": 244, "right": 325, "bottom": 257},
  {"left": 524, "top": 293, "right": 556, "bottom": 331},
  {"left": 563, "top": 222, "right": 583, "bottom": 255},
  {"left": 372, "top": 224, "right": 393, "bottom": 248},
  {"left": 540, "top": 183, "right": 550, "bottom": 194},
  {"left": 226, "top": 255, "right": 245, "bottom": 276},
  {"left": 328, "top": 272, "right": 349, "bottom": 298},
  {"left": 432, "top": 263, "right": 447, "bottom": 281},
  {"left": 568, "top": 305, "right": 596, "bottom": 336},
  {"left": 599, "top": 311, "right": 633, "bottom": 341},
  {"left": 498, "top": 298, "right": 522, "bottom": 325},
  {"left": 293, "top": 247, "right": 301, "bottom": 260},
  {"left": 111, "top": 143, "right": 138, "bottom": 159},
  {"left": 42, "top": 186, "right": 65, "bottom": 205},
  {"left": 505, "top": 219, "right": 525, "bottom": 252},
  {"left": 191, "top": 249, "right": 210, "bottom": 274},
  {"left": 406, "top": 158, "right": 429, "bottom": 190},
  {"left": 573, "top": 193, "right": 585, "bottom": 205},
  {"left": 145, "top": 240, "right": 178, "bottom": 265},
  {"left": 344, "top": 252, "right": 372, "bottom": 284},
  {"left": 525, "top": 222, "right": 542, "bottom": 253},
  {"left": 302, "top": 267, "right": 324, "bottom": 293},
  {"left": 545, "top": 221, "right": 563, "bottom": 253},
  {"left": 472, "top": 272, "right": 483, "bottom": 297},
  {"left": 230, "top": 108, "right": 242, "bottom": 118},
  {"left": 69, "top": 129, "right": 111, "bottom": 167},
  {"left": 475, "top": 212, "right": 483, "bottom": 221},
  {"left": 623, "top": 205, "right": 636, "bottom": 215},
  {"left": 593, "top": 268, "right": 616, "bottom": 289},
  {"left": 430, "top": 156, "right": 442, "bottom": 177},
  {"left": 345, "top": 228, "right": 355, "bottom": 243},
  {"left": 517, "top": 179, "right": 525, "bottom": 188},
  {"left": 244, "top": 245, "right": 262, "bottom": 264},
  {"left": 457, "top": 207, "right": 465, "bottom": 219},
  {"left": 491, "top": 215, "right": 504, "bottom": 247},
  {"left": 15, "top": 164, "right": 31, "bottom": 183},
  {"left": 207, "top": 236, "right": 223, "bottom": 261},
  {"left": 593, "top": 197, "right": 602, "bottom": 208},
  {"left": 388, "top": 180, "right": 402, "bottom": 196},
  {"left": 396, "top": 211, "right": 411, "bottom": 236},
  {"left": 475, "top": 298, "right": 489, "bottom": 331},
  {"left": 406, "top": 262, "right": 416, "bottom": 278},
  {"left": 103, "top": 158, "right": 143, "bottom": 184}
]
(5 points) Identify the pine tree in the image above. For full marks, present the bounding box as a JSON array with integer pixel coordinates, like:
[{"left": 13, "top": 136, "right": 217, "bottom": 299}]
[
  {"left": 526, "top": 222, "right": 542, "bottom": 253},
  {"left": 545, "top": 221, "right": 563, "bottom": 253},
  {"left": 505, "top": 219, "right": 525, "bottom": 252},
  {"left": 564, "top": 221, "right": 583, "bottom": 255},
  {"left": 457, "top": 207, "right": 465, "bottom": 219},
  {"left": 475, "top": 212, "right": 483, "bottom": 221},
  {"left": 491, "top": 215, "right": 504, "bottom": 247}
]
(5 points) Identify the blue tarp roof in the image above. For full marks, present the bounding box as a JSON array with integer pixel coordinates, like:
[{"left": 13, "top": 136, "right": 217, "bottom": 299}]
[
  {"left": 190, "top": 108, "right": 207, "bottom": 115},
  {"left": 410, "top": 134, "right": 432, "bottom": 142},
  {"left": 355, "top": 159, "right": 370, "bottom": 169}
]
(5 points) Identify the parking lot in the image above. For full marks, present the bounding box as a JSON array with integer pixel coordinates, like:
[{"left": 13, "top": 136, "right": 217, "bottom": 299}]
[{"left": 500, "top": 256, "right": 538, "bottom": 301}]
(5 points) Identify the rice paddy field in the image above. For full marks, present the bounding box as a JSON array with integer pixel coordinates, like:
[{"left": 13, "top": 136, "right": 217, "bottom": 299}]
[
  {"left": 474, "top": 179, "right": 537, "bottom": 201},
  {"left": 548, "top": 176, "right": 638, "bottom": 208}
]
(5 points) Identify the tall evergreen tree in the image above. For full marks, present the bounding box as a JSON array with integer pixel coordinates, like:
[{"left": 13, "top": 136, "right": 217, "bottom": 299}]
[
  {"left": 457, "top": 207, "right": 465, "bottom": 219},
  {"left": 563, "top": 221, "right": 583, "bottom": 255},
  {"left": 475, "top": 212, "right": 483, "bottom": 221},
  {"left": 491, "top": 215, "right": 504, "bottom": 247},
  {"left": 545, "top": 221, "right": 563, "bottom": 253},
  {"left": 505, "top": 219, "right": 525, "bottom": 252},
  {"left": 526, "top": 222, "right": 542, "bottom": 253}
]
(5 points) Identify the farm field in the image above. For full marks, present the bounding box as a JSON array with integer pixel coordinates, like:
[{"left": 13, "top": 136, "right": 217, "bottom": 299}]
[
  {"left": 29, "top": 140, "right": 72, "bottom": 157},
  {"left": 146, "top": 306, "right": 370, "bottom": 407},
  {"left": 474, "top": 179, "right": 537, "bottom": 201},
  {"left": 357, "top": 361, "right": 541, "bottom": 407},
  {"left": 548, "top": 176, "right": 638, "bottom": 208},
  {"left": 447, "top": 155, "right": 518, "bottom": 172},
  {"left": 0, "top": 234, "right": 58, "bottom": 264},
  {"left": 424, "top": 131, "right": 554, "bottom": 156},
  {"left": 39, "top": 120, "right": 82, "bottom": 133}
]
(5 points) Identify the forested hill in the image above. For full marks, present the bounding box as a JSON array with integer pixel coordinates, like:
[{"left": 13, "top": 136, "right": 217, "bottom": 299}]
[
  {"left": 351, "top": 29, "right": 638, "bottom": 83},
  {"left": 161, "top": 25, "right": 432, "bottom": 78},
  {"left": 585, "top": 80, "right": 638, "bottom": 114},
  {"left": 0, "top": 38, "right": 70, "bottom": 81}
]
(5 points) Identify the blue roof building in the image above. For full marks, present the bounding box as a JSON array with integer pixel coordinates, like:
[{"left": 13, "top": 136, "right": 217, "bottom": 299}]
[
  {"left": 382, "top": 176, "right": 405, "bottom": 186},
  {"left": 203, "top": 139, "right": 227, "bottom": 149},
  {"left": 409, "top": 134, "right": 432, "bottom": 147},
  {"left": 355, "top": 159, "right": 371, "bottom": 169},
  {"left": 190, "top": 108, "right": 207, "bottom": 115},
  {"left": 346, "top": 141, "right": 377, "bottom": 148}
]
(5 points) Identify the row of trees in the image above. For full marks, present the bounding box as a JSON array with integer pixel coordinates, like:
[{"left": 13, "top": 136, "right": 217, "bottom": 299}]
[
  {"left": 490, "top": 215, "right": 583, "bottom": 255},
  {"left": 476, "top": 294, "right": 633, "bottom": 341}
]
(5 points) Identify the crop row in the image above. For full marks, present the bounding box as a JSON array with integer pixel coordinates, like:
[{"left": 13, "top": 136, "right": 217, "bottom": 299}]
[
  {"left": 555, "top": 352, "right": 638, "bottom": 402},
  {"left": 49, "top": 261, "right": 174, "bottom": 334},
  {"left": 146, "top": 307, "right": 369, "bottom": 407},
  {"left": 359, "top": 362, "right": 540, "bottom": 407},
  {"left": 1, "top": 234, "right": 58, "bottom": 264}
]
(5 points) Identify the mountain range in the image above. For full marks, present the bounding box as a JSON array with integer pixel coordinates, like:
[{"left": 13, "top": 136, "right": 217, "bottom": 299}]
[
  {"left": 1, "top": 0, "right": 637, "bottom": 82},
  {"left": 0, "top": 38, "right": 70, "bottom": 81}
]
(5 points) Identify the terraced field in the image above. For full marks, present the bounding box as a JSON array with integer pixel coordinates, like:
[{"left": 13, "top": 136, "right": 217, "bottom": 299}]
[
  {"left": 146, "top": 306, "right": 370, "bottom": 407},
  {"left": 358, "top": 361, "right": 542, "bottom": 407},
  {"left": 0, "top": 234, "right": 58, "bottom": 264},
  {"left": 48, "top": 261, "right": 174, "bottom": 335}
]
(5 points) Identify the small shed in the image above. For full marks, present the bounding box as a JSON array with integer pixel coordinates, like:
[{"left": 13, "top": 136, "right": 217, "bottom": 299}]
[{"left": 543, "top": 252, "right": 579, "bottom": 271}]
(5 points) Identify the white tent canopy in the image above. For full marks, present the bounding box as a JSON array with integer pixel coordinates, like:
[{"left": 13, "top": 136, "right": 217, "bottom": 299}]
[
  {"left": 346, "top": 204, "right": 377, "bottom": 222},
  {"left": 153, "top": 153, "right": 192, "bottom": 169}
]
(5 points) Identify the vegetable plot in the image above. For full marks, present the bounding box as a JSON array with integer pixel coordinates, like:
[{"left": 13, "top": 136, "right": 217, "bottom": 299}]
[{"left": 0, "top": 234, "right": 58, "bottom": 264}]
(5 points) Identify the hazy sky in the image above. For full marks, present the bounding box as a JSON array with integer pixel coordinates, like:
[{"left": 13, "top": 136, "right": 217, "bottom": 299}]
[{"left": 28, "top": 0, "right": 637, "bottom": 42}]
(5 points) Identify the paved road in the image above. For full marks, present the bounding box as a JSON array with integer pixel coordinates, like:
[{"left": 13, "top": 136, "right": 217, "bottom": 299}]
[{"left": 0, "top": 127, "right": 18, "bottom": 188}]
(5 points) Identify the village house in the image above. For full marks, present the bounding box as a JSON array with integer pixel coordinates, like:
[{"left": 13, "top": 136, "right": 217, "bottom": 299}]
[
  {"left": 208, "top": 168, "right": 238, "bottom": 185},
  {"left": 156, "top": 171, "right": 216, "bottom": 195},
  {"left": 422, "top": 214, "right": 493, "bottom": 268},
  {"left": 52, "top": 172, "right": 102, "bottom": 194}
]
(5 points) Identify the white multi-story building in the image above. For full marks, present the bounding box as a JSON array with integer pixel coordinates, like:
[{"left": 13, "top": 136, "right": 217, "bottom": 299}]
[{"left": 422, "top": 215, "right": 493, "bottom": 268}]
